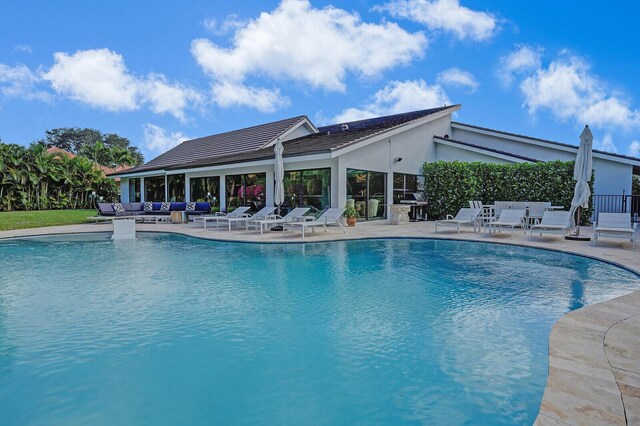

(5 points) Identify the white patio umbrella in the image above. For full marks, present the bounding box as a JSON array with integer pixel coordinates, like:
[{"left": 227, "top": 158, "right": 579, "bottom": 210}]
[
  {"left": 273, "top": 138, "right": 285, "bottom": 213},
  {"left": 568, "top": 125, "right": 593, "bottom": 233}
]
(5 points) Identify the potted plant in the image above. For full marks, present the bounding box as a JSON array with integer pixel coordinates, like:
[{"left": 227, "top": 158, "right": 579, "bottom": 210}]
[{"left": 344, "top": 206, "right": 358, "bottom": 226}]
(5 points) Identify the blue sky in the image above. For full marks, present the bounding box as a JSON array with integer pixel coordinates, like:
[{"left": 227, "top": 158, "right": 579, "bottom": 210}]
[{"left": 1, "top": 0, "right": 639, "bottom": 162}]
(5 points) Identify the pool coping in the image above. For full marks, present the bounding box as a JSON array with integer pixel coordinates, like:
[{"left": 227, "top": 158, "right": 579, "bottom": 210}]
[{"left": 1, "top": 221, "right": 639, "bottom": 425}]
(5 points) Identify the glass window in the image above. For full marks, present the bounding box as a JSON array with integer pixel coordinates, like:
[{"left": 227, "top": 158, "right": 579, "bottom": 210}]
[
  {"left": 393, "top": 173, "right": 420, "bottom": 203},
  {"left": 190, "top": 176, "right": 220, "bottom": 207},
  {"left": 284, "top": 168, "right": 331, "bottom": 211},
  {"left": 225, "top": 173, "right": 266, "bottom": 211},
  {"left": 144, "top": 176, "right": 165, "bottom": 202},
  {"left": 347, "top": 169, "right": 386, "bottom": 220},
  {"left": 128, "top": 178, "right": 141, "bottom": 202},
  {"left": 167, "top": 174, "right": 185, "bottom": 202}
]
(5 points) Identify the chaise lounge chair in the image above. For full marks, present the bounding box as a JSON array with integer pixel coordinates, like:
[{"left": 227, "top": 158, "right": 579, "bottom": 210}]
[
  {"left": 246, "top": 207, "right": 311, "bottom": 234},
  {"left": 435, "top": 207, "right": 481, "bottom": 233},
  {"left": 192, "top": 206, "right": 250, "bottom": 229},
  {"left": 592, "top": 213, "right": 637, "bottom": 248},
  {"left": 215, "top": 206, "right": 276, "bottom": 231},
  {"left": 529, "top": 210, "right": 571, "bottom": 240},
  {"left": 485, "top": 209, "right": 526, "bottom": 238},
  {"left": 283, "top": 207, "right": 346, "bottom": 239}
]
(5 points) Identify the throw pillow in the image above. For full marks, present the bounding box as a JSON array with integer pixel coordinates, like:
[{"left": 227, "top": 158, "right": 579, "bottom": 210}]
[
  {"left": 186, "top": 202, "right": 196, "bottom": 211},
  {"left": 160, "top": 202, "right": 171, "bottom": 211},
  {"left": 144, "top": 201, "right": 153, "bottom": 211},
  {"left": 113, "top": 203, "right": 125, "bottom": 213}
]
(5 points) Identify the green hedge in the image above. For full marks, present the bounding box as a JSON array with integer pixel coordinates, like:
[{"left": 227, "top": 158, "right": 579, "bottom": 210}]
[{"left": 422, "top": 161, "right": 594, "bottom": 222}]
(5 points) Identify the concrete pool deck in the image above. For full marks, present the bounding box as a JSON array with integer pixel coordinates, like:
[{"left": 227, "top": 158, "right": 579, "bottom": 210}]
[{"left": 1, "top": 219, "right": 639, "bottom": 425}]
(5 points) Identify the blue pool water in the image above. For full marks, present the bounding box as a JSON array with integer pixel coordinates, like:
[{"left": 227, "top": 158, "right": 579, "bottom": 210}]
[{"left": 0, "top": 234, "right": 638, "bottom": 425}]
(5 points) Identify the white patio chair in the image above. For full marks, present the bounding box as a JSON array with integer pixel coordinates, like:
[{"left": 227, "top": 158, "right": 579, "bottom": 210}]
[
  {"left": 469, "top": 200, "right": 494, "bottom": 227},
  {"left": 216, "top": 206, "right": 276, "bottom": 231},
  {"left": 283, "top": 208, "right": 346, "bottom": 239},
  {"left": 247, "top": 207, "right": 311, "bottom": 234},
  {"left": 528, "top": 202, "right": 551, "bottom": 226},
  {"left": 529, "top": 211, "right": 571, "bottom": 240},
  {"left": 593, "top": 213, "right": 637, "bottom": 248},
  {"left": 493, "top": 201, "right": 511, "bottom": 219},
  {"left": 435, "top": 207, "right": 481, "bottom": 233},
  {"left": 192, "top": 206, "right": 250, "bottom": 229},
  {"left": 485, "top": 209, "right": 526, "bottom": 238}
]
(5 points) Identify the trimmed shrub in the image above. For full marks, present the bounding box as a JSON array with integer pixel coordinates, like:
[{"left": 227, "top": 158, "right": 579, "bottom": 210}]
[{"left": 423, "top": 161, "right": 594, "bottom": 223}]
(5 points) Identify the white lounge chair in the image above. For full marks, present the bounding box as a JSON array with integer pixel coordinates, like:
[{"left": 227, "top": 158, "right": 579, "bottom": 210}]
[
  {"left": 435, "top": 208, "right": 481, "bottom": 233},
  {"left": 529, "top": 210, "right": 571, "bottom": 240},
  {"left": 192, "top": 206, "right": 251, "bottom": 229},
  {"left": 247, "top": 207, "right": 311, "bottom": 234},
  {"left": 593, "top": 213, "right": 637, "bottom": 248},
  {"left": 528, "top": 202, "right": 551, "bottom": 226},
  {"left": 283, "top": 207, "right": 346, "bottom": 239},
  {"left": 216, "top": 206, "right": 276, "bottom": 231},
  {"left": 485, "top": 209, "right": 526, "bottom": 238}
]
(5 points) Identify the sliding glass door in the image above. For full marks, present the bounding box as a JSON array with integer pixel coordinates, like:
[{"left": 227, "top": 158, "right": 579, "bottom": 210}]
[
  {"left": 346, "top": 169, "right": 386, "bottom": 220},
  {"left": 283, "top": 168, "right": 331, "bottom": 211}
]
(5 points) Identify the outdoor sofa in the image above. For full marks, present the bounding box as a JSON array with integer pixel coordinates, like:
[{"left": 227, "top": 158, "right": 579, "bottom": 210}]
[{"left": 97, "top": 202, "right": 211, "bottom": 218}]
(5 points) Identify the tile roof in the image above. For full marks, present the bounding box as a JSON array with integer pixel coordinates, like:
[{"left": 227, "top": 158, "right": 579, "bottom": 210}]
[
  {"left": 118, "top": 115, "right": 308, "bottom": 174},
  {"left": 433, "top": 136, "right": 541, "bottom": 162},
  {"left": 165, "top": 105, "right": 457, "bottom": 170},
  {"left": 111, "top": 105, "right": 458, "bottom": 175}
]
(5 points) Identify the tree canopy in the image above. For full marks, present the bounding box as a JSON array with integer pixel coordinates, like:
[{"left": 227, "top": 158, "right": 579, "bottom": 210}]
[
  {"left": 40, "top": 127, "right": 144, "bottom": 167},
  {"left": 0, "top": 142, "right": 118, "bottom": 211}
]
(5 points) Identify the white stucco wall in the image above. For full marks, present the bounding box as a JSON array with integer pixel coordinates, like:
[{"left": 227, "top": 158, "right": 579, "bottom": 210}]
[
  {"left": 434, "top": 143, "right": 514, "bottom": 164},
  {"left": 450, "top": 126, "right": 634, "bottom": 195},
  {"left": 337, "top": 114, "right": 452, "bottom": 211}
]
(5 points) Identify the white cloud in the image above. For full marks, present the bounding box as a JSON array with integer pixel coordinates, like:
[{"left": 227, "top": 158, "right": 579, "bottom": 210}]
[
  {"left": 629, "top": 140, "right": 640, "bottom": 157},
  {"left": 520, "top": 53, "right": 640, "bottom": 131},
  {"left": 142, "top": 124, "right": 190, "bottom": 153},
  {"left": 203, "top": 14, "right": 249, "bottom": 35},
  {"left": 498, "top": 45, "right": 543, "bottom": 86},
  {"left": 139, "top": 74, "right": 202, "bottom": 121},
  {"left": 43, "top": 49, "right": 139, "bottom": 111},
  {"left": 593, "top": 133, "right": 617, "bottom": 153},
  {"left": 0, "top": 63, "right": 51, "bottom": 102},
  {"left": 14, "top": 44, "right": 32, "bottom": 53},
  {"left": 376, "top": 0, "right": 498, "bottom": 41},
  {"left": 42, "top": 48, "right": 201, "bottom": 120},
  {"left": 212, "top": 81, "right": 289, "bottom": 112},
  {"left": 436, "top": 67, "right": 478, "bottom": 92},
  {"left": 192, "top": 0, "right": 426, "bottom": 111},
  {"left": 331, "top": 79, "right": 450, "bottom": 123}
]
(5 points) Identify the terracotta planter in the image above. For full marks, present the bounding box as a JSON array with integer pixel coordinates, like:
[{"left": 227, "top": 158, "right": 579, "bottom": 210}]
[{"left": 346, "top": 217, "right": 357, "bottom": 227}]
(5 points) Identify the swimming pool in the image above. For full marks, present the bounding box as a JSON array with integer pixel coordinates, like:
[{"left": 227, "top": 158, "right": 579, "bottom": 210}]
[{"left": 0, "top": 233, "right": 638, "bottom": 425}]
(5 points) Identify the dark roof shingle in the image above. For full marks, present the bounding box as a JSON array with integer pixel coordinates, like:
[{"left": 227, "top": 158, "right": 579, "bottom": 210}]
[
  {"left": 119, "top": 115, "right": 308, "bottom": 174},
  {"left": 110, "top": 106, "right": 458, "bottom": 175}
]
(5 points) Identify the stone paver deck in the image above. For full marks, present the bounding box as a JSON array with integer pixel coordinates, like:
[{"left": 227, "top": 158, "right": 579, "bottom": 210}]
[{"left": 1, "top": 219, "right": 639, "bottom": 425}]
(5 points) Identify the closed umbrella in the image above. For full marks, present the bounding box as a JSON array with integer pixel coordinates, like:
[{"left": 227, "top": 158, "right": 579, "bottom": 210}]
[
  {"left": 274, "top": 139, "right": 285, "bottom": 214},
  {"left": 568, "top": 125, "right": 593, "bottom": 236}
]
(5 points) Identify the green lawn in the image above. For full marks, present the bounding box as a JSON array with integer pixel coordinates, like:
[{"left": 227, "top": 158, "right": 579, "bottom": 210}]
[{"left": 0, "top": 209, "right": 97, "bottom": 231}]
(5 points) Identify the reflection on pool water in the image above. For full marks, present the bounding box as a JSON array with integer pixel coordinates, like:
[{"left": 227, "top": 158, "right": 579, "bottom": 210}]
[{"left": 0, "top": 234, "right": 638, "bottom": 425}]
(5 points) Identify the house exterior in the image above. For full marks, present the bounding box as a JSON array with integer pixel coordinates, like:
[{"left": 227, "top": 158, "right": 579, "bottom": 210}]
[{"left": 109, "top": 105, "right": 640, "bottom": 219}]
